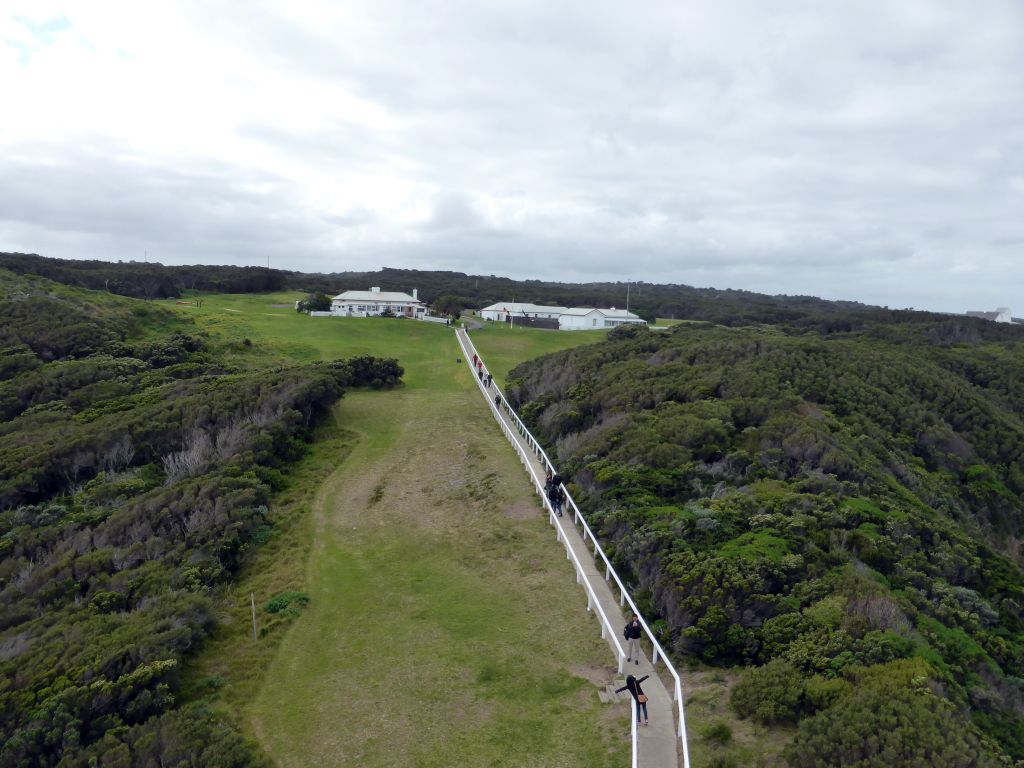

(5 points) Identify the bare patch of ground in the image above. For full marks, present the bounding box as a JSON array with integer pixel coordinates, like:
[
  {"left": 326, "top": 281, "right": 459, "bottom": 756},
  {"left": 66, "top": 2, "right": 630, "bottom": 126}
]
[
  {"left": 503, "top": 500, "right": 540, "bottom": 520},
  {"left": 570, "top": 663, "right": 616, "bottom": 687}
]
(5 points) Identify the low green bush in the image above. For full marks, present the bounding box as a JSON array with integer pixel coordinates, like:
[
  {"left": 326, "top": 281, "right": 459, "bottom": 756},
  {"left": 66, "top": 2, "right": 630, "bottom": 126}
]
[
  {"left": 730, "top": 658, "right": 805, "bottom": 723},
  {"left": 265, "top": 591, "right": 310, "bottom": 615},
  {"left": 701, "top": 721, "right": 733, "bottom": 746}
]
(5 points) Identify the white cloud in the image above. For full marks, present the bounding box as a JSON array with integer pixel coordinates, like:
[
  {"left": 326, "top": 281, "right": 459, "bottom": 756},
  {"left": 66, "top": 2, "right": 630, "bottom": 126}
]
[{"left": 1, "top": 0, "right": 1022, "bottom": 312}]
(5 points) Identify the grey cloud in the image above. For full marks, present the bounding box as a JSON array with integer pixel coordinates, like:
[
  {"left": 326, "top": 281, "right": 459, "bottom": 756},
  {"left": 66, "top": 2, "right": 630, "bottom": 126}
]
[
  {"left": 4, "top": 1, "right": 1024, "bottom": 312},
  {"left": 0, "top": 141, "right": 334, "bottom": 264}
]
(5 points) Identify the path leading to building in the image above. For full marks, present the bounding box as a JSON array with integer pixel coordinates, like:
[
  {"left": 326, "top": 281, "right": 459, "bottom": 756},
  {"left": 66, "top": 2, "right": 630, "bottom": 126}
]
[{"left": 457, "top": 328, "right": 681, "bottom": 768}]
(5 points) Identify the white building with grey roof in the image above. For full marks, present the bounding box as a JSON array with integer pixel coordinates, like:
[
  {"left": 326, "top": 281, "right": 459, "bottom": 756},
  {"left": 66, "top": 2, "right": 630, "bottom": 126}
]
[
  {"left": 331, "top": 287, "right": 426, "bottom": 318},
  {"left": 479, "top": 301, "right": 645, "bottom": 330}
]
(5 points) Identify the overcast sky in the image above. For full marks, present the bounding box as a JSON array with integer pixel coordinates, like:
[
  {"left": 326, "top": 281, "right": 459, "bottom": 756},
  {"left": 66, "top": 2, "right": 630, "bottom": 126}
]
[{"left": 1, "top": 1, "right": 1022, "bottom": 312}]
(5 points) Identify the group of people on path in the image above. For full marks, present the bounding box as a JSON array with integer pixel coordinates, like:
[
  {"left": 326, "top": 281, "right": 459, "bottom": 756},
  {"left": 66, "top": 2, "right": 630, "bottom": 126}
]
[
  {"left": 544, "top": 469, "right": 566, "bottom": 516},
  {"left": 471, "top": 353, "right": 493, "bottom": 388},
  {"left": 468, "top": 344, "right": 653, "bottom": 733},
  {"left": 616, "top": 615, "right": 651, "bottom": 725}
]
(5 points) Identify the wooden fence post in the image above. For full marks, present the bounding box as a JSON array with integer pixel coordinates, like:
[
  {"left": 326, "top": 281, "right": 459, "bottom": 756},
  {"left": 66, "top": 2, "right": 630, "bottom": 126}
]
[{"left": 251, "top": 592, "right": 258, "bottom": 641}]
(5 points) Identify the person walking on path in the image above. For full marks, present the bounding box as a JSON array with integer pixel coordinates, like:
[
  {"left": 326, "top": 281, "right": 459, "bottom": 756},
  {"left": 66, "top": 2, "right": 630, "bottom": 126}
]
[
  {"left": 547, "top": 481, "right": 563, "bottom": 516},
  {"left": 472, "top": 353, "right": 478, "bottom": 366},
  {"left": 624, "top": 616, "right": 642, "bottom": 665},
  {"left": 615, "top": 674, "right": 650, "bottom": 726},
  {"left": 494, "top": 393, "right": 501, "bottom": 409}
]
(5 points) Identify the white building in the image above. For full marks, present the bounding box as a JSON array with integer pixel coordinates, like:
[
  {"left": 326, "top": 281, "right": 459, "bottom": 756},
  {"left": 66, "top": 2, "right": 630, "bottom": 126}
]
[
  {"left": 479, "top": 302, "right": 568, "bottom": 322},
  {"left": 331, "top": 287, "right": 426, "bottom": 318},
  {"left": 966, "top": 307, "right": 1012, "bottom": 323},
  {"left": 479, "top": 301, "right": 645, "bottom": 330},
  {"left": 558, "top": 307, "right": 646, "bottom": 330}
]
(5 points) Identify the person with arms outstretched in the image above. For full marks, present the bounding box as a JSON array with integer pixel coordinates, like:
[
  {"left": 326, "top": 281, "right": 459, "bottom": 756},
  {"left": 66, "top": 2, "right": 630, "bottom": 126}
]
[{"left": 615, "top": 674, "right": 650, "bottom": 726}]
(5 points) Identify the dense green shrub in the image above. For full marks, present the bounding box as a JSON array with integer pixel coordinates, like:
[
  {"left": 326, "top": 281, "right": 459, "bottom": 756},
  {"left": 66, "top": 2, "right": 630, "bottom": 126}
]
[
  {"left": 508, "top": 316, "right": 1024, "bottom": 760},
  {"left": 296, "top": 292, "right": 332, "bottom": 312},
  {"left": 730, "top": 659, "right": 805, "bottom": 723},
  {"left": 785, "top": 687, "right": 1001, "bottom": 768}
]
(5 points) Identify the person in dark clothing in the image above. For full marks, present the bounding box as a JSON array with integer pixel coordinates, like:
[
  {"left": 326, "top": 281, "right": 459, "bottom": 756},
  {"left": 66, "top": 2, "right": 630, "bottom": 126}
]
[
  {"left": 478, "top": 369, "right": 484, "bottom": 381},
  {"left": 494, "top": 393, "right": 501, "bottom": 408},
  {"left": 547, "top": 482, "right": 563, "bottom": 516},
  {"left": 624, "top": 616, "right": 642, "bottom": 664},
  {"left": 472, "top": 354, "right": 478, "bottom": 366},
  {"left": 615, "top": 674, "right": 650, "bottom": 725}
]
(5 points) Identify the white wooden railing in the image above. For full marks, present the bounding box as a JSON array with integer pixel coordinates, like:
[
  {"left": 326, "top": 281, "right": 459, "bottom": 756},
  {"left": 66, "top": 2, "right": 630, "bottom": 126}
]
[{"left": 457, "top": 328, "right": 691, "bottom": 768}]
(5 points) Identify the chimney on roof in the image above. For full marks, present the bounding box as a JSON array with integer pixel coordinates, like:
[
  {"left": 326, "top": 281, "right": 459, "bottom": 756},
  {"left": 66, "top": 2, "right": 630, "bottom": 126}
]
[
  {"left": 413, "top": 288, "right": 418, "bottom": 301},
  {"left": 371, "top": 286, "right": 381, "bottom": 293}
]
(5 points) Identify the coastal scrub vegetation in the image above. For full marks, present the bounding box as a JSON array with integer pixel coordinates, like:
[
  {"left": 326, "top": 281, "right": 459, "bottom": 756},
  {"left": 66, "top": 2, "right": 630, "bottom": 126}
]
[
  {"left": 0, "top": 269, "right": 402, "bottom": 766},
  {"left": 507, "top": 318, "right": 1024, "bottom": 765}
]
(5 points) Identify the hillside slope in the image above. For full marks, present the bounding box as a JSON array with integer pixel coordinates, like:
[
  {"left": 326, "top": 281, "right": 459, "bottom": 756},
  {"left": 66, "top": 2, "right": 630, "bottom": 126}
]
[
  {"left": 0, "top": 270, "right": 400, "bottom": 766},
  {"left": 508, "top": 320, "right": 1024, "bottom": 765}
]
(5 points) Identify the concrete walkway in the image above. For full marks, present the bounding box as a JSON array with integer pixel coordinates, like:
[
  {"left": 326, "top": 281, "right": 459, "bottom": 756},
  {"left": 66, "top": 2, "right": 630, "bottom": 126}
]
[{"left": 456, "top": 328, "right": 680, "bottom": 768}]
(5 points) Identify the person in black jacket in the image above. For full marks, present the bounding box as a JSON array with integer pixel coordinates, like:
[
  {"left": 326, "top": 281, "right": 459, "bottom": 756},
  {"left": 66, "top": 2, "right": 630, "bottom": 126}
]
[
  {"left": 615, "top": 674, "right": 650, "bottom": 726},
  {"left": 547, "top": 481, "right": 564, "bottom": 516},
  {"left": 624, "top": 615, "right": 642, "bottom": 665}
]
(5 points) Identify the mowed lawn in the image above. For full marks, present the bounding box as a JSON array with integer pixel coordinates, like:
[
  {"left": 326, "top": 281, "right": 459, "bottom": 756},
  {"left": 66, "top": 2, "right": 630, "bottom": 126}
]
[{"left": 181, "top": 294, "right": 630, "bottom": 767}]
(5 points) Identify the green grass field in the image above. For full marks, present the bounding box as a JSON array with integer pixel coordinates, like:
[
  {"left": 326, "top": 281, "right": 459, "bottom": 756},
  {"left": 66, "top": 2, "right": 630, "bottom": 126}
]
[
  {"left": 181, "top": 294, "right": 629, "bottom": 767},
  {"left": 465, "top": 321, "right": 607, "bottom": 387}
]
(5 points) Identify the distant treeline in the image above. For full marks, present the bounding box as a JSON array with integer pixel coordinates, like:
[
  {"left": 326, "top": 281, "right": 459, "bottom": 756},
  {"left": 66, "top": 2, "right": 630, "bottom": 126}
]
[
  {"left": 0, "top": 268, "right": 402, "bottom": 766},
  {"left": 0, "top": 252, "right": 287, "bottom": 299},
  {"left": 7, "top": 253, "right": 1021, "bottom": 343}
]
